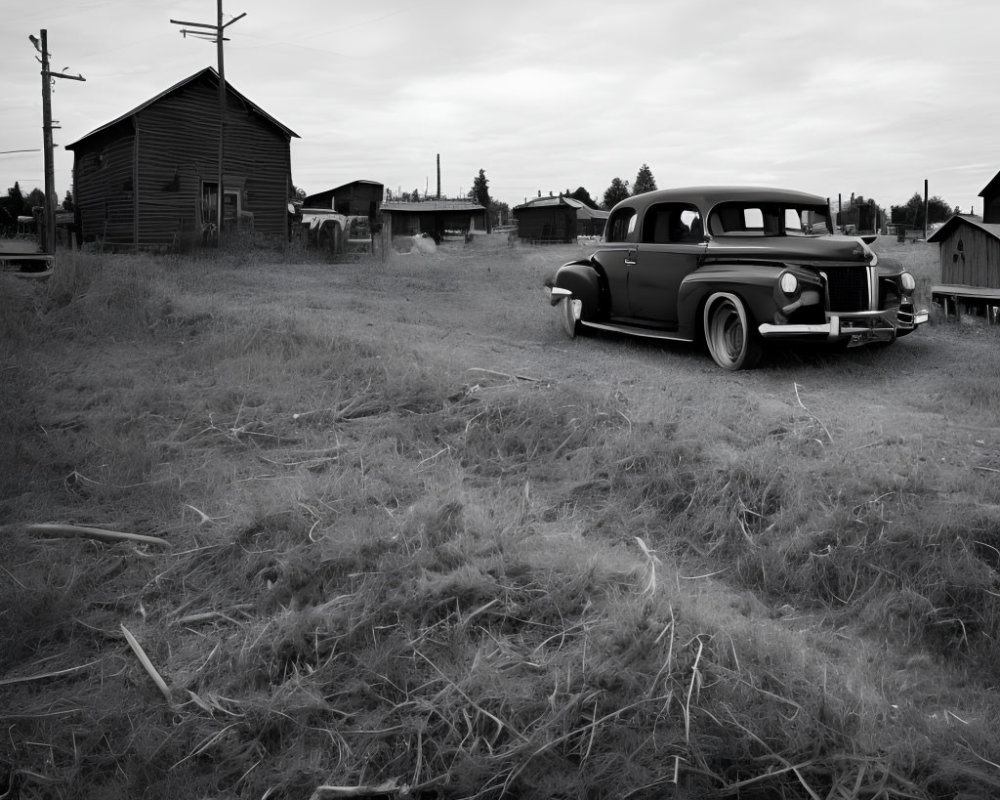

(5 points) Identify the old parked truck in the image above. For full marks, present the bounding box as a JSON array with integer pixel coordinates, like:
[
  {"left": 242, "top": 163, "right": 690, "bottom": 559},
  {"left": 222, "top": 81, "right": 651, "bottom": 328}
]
[
  {"left": 295, "top": 206, "right": 375, "bottom": 255},
  {"left": 0, "top": 216, "right": 55, "bottom": 279}
]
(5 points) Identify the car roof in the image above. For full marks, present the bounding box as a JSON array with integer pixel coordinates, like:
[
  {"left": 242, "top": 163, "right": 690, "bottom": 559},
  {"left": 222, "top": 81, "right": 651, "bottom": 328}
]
[{"left": 620, "top": 186, "right": 829, "bottom": 211}]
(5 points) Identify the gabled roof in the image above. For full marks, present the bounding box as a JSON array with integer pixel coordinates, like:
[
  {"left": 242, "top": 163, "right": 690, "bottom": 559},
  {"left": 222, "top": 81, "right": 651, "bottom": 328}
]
[
  {"left": 978, "top": 170, "right": 1000, "bottom": 199},
  {"left": 926, "top": 213, "right": 1000, "bottom": 243},
  {"left": 66, "top": 66, "right": 298, "bottom": 150},
  {"left": 514, "top": 195, "right": 608, "bottom": 221}
]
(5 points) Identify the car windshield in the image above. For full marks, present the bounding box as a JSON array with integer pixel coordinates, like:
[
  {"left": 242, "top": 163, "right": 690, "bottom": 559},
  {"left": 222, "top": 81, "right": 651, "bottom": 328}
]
[{"left": 708, "top": 202, "right": 832, "bottom": 237}]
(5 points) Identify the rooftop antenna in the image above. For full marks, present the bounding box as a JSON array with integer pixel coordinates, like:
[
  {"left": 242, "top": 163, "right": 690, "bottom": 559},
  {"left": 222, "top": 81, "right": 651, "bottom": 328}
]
[{"left": 170, "top": 2, "right": 246, "bottom": 242}]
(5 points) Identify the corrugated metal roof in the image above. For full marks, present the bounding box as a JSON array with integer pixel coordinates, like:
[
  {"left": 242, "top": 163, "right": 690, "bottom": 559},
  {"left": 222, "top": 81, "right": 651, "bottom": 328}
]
[
  {"left": 66, "top": 66, "right": 299, "bottom": 149},
  {"left": 382, "top": 200, "right": 484, "bottom": 212},
  {"left": 513, "top": 196, "right": 584, "bottom": 211}
]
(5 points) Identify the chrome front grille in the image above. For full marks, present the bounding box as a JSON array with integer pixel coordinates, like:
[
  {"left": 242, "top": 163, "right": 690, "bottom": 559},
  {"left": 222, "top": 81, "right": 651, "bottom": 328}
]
[{"left": 824, "top": 266, "right": 872, "bottom": 312}]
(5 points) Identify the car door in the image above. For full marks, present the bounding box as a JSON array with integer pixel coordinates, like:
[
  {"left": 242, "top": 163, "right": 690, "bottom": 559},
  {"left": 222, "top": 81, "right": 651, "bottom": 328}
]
[
  {"left": 597, "top": 205, "right": 639, "bottom": 320},
  {"left": 628, "top": 203, "right": 705, "bottom": 328}
]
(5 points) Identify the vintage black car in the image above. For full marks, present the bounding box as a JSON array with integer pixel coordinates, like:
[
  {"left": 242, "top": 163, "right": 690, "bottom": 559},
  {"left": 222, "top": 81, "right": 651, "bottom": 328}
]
[{"left": 547, "top": 186, "right": 928, "bottom": 370}]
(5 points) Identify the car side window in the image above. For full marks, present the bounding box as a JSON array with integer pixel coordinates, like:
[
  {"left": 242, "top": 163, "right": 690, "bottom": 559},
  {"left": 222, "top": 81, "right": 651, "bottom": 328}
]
[
  {"left": 606, "top": 208, "right": 637, "bottom": 242},
  {"left": 642, "top": 203, "right": 703, "bottom": 244}
]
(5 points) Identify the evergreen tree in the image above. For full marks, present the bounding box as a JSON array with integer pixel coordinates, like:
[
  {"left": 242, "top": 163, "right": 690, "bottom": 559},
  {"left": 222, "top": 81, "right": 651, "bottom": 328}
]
[
  {"left": 25, "top": 187, "right": 45, "bottom": 211},
  {"left": 603, "top": 178, "right": 630, "bottom": 209},
  {"left": 470, "top": 169, "right": 491, "bottom": 209},
  {"left": 7, "top": 182, "right": 25, "bottom": 216},
  {"left": 632, "top": 163, "right": 657, "bottom": 195}
]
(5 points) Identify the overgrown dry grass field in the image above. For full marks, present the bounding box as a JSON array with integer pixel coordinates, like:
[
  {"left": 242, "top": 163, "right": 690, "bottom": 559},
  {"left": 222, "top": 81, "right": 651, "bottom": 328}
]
[{"left": 1, "top": 234, "right": 999, "bottom": 799}]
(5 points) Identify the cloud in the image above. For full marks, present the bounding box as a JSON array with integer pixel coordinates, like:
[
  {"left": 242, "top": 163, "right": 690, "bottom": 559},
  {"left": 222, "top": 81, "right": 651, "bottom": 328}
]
[{"left": 3, "top": 0, "right": 1000, "bottom": 213}]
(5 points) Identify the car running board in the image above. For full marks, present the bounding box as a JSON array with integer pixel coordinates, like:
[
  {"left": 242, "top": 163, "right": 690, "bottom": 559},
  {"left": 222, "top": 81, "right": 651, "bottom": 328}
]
[{"left": 580, "top": 320, "right": 694, "bottom": 343}]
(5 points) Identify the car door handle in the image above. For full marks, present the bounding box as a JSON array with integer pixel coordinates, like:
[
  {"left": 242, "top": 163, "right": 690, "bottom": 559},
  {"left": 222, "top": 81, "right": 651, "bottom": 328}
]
[{"left": 625, "top": 250, "right": 636, "bottom": 266}]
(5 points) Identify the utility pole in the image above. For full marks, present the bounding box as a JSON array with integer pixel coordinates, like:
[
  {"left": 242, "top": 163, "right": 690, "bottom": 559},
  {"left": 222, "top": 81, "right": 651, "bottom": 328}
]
[
  {"left": 171, "top": 2, "right": 245, "bottom": 243},
  {"left": 30, "top": 30, "right": 85, "bottom": 255}
]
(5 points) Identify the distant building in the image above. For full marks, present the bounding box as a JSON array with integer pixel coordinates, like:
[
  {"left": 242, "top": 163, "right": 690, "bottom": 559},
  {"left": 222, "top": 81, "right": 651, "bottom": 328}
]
[
  {"left": 303, "top": 180, "right": 384, "bottom": 218},
  {"left": 66, "top": 67, "right": 298, "bottom": 249},
  {"left": 837, "top": 195, "right": 882, "bottom": 234},
  {"left": 513, "top": 195, "right": 608, "bottom": 242},
  {"left": 380, "top": 200, "right": 487, "bottom": 243},
  {"left": 978, "top": 169, "right": 1000, "bottom": 224}
]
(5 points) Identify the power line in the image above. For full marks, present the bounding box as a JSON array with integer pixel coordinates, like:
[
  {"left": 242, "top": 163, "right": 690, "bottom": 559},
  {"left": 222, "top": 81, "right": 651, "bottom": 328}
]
[{"left": 170, "top": 2, "right": 245, "bottom": 242}]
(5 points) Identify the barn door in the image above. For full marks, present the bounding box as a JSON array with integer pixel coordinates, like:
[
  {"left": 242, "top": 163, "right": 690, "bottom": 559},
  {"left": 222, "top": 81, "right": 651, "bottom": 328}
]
[{"left": 201, "top": 182, "right": 241, "bottom": 234}]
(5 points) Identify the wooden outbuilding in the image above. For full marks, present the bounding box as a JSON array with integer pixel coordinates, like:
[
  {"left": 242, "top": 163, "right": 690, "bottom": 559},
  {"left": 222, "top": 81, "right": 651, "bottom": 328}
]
[
  {"left": 928, "top": 214, "right": 1000, "bottom": 323},
  {"left": 380, "top": 200, "right": 487, "bottom": 244},
  {"left": 513, "top": 196, "right": 608, "bottom": 242},
  {"left": 66, "top": 67, "right": 298, "bottom": 250},
  {"left": 303, "top": 180, "right": 384, "bottom": 218},
  {"left": 979, "top": 169, "right": 1000, "bottom": 224}
]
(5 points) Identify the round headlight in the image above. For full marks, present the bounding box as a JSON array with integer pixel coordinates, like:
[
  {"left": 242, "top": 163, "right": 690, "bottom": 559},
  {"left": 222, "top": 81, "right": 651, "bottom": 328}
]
[
  {"left": 900, "top": 272, "right": 916, "bottom": 293},
  {"left": 779, "top": 271, "right": 799, "bottom": 295}
]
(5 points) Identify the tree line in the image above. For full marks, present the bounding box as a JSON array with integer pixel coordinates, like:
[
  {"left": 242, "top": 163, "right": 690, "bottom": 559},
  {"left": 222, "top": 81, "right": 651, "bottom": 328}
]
[
  {"left": 1, "top": 182, "right": 74, "bottom": 237},
  {"left": 565, "top": 164, "right": 960, "bottom": 231}
]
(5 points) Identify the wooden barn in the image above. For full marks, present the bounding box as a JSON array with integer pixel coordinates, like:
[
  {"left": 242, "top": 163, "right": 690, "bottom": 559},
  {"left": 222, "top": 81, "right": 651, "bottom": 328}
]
[
  {"left": 304, "top": 180, "right": 384, "bottom": 218},
  {"left": 513, "top": 196, "right": 608, "bottom": 242},
  {"left": 66, "top": 67, "right": 298, "bottom": 250},
  {"left": 928, "top": 214, "right": 1000, "bottom": 322},
  {"left": 380, "top": 200, "right": 487, "bottom": 244}
]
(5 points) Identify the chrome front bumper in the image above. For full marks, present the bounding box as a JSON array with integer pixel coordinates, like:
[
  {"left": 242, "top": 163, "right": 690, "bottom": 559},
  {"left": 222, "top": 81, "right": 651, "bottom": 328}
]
[{"left": 759, "top": 308, "right": 929, "bottom": 342}]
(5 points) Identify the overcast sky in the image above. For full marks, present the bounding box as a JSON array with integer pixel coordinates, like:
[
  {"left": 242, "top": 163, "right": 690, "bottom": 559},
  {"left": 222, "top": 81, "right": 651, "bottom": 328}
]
[{"left": 3, "top": 0, "right": 1000, "bottom": 213}]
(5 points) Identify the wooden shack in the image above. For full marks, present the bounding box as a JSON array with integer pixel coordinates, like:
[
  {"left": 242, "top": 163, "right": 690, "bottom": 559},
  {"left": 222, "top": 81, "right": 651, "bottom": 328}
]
[
  {"left": 380, "top": 200, "right": 487, "bottom": 244},
  {"left": 66, "top": 67, "right": 298, "bottom": 250},
  {"left": 928, "top": 214, "right": 1000, "bottom": 322},
  {"left": 304, "top": 180, "right": 383, "bottom": 218},
  {"left": 513, "top": 195, "right": 608, "bottom": 242}
]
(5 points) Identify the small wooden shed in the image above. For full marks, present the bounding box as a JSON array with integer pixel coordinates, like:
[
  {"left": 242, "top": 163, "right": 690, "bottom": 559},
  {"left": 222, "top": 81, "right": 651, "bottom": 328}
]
[
  {"left": 66, "top": 67, "right": 298, "bottom": 250},
  {"left": 380, "top": 200, "right": 487, "bottom": 244},
  {"left": 928, "top": 214, "right": 1000, "bottom": 322},
  {"left": 979, "top": 169, "right": 1000, "bottom": 224},
  {"left": 513, "top": 196, "right": 608, "bottom": 242},
  {"left": 304, "top": 180, "right": 384, "bottom": 218}
]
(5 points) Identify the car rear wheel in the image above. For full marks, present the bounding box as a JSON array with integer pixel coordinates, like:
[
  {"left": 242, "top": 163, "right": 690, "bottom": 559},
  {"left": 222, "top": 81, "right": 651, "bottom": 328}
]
[{"left": 705, "top": 295, "right": 762, "bottom": 370}]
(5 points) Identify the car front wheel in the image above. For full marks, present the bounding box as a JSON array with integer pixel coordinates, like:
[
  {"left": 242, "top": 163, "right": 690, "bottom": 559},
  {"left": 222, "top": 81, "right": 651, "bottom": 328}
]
[
  {"left": 560, "top": 296, "right": 583, "bottom": 338},
  {"left": 704, "top": 294, "right": 762, "bottom": 370}
]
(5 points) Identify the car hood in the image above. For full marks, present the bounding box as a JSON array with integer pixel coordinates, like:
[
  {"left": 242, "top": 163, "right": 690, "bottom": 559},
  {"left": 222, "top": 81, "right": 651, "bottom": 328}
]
[{"left": 703, "top": 234, "right": 873, "bottom": 265}]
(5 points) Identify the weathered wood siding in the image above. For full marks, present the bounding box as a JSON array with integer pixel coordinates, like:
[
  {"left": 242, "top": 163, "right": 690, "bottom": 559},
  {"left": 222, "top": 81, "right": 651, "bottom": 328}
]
[
  {"left": 515, "top": 207, "right": 577, "bottom": 242},
  {"left": 333, "top": 183, "right": 383, "bottom": 217},
  {"left": 939, "top": 224, "right": 1000, "bottom": 289},
  {"left": 72, "top": 128, "right": 137, "bottom": 246},
  {"left": 71, "top": 71, "right": 293, "bottom": 248}
]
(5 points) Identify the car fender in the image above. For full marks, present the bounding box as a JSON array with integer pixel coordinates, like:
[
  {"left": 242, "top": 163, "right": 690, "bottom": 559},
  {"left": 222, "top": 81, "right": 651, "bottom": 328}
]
[
  {"left": 550, "top": 260, "right": 602, "bottom": 319},
  {"left": 676, "top": 262, "right": 787, "bottom": 340}
]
